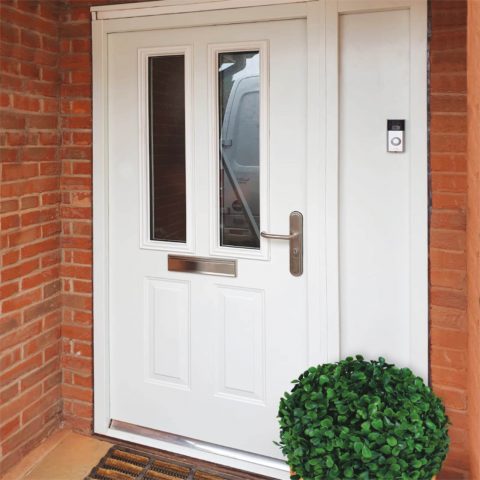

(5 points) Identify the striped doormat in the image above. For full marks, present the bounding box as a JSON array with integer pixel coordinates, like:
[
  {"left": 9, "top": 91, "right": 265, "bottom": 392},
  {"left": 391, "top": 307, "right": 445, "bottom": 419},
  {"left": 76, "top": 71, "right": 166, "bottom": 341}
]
[{"left": 86, "top": 445, "right": 257, "bottom": 480}]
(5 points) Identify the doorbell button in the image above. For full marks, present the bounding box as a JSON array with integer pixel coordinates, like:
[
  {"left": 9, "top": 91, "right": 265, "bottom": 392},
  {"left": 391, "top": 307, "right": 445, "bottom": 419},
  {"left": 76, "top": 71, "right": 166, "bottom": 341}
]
[{"left": 387, "top": 119, "right": 405, "bottom": 153}]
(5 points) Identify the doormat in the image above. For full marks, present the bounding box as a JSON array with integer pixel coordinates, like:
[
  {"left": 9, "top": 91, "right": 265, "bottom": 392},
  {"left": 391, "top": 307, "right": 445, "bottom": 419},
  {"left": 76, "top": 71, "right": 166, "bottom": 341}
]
[{"left": 86, "top": 445, "right": 255, "bottom": 480}]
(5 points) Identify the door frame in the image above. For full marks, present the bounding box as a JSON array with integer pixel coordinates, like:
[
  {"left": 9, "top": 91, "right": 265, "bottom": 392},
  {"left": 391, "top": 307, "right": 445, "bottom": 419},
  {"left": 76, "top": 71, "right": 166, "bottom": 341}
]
[{"left": 91, "top": 0, "right": 427, "bottom": 477}]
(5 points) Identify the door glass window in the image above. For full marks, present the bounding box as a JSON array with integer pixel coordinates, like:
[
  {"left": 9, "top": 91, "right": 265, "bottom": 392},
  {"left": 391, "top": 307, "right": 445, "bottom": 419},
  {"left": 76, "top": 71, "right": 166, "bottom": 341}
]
[
  {"left": 149, "top": 55, "right": 186, "bottom": 243},
  {"left": 218, "top": 51, "right": 260, "bottom": 249}
]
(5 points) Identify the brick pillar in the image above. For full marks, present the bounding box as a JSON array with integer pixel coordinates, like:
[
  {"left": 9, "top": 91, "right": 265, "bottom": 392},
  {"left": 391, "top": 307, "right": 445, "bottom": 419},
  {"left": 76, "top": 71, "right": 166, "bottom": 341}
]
[
  {"left": 466, "top": 0, "right": 480, "bottom": 477},
  {"left": 429, "top": 0, "right": 469, "bottom": 477}
]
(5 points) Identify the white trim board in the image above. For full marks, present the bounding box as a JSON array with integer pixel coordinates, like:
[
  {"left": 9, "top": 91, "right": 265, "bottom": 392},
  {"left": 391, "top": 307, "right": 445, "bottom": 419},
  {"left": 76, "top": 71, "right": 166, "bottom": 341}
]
[{"left": 91, "top": 0, "right": 317, "bottom": 20}]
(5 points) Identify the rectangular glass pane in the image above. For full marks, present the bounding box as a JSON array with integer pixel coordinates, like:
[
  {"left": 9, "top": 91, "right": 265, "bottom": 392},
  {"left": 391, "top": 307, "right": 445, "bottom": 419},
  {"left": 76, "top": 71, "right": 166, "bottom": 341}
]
[
  {"left": 218, "top": 51, "right": 260, "bottom": 249},
  {"left": 149, "top": 55, "right": 186, "bottom": 243}
]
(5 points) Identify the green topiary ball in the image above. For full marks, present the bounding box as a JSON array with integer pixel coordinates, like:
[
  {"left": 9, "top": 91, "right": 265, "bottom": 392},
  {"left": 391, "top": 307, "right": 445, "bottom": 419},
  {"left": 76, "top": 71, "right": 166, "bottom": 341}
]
[{"left": 277, "top": 356, "right": 449, "bottom": 480}]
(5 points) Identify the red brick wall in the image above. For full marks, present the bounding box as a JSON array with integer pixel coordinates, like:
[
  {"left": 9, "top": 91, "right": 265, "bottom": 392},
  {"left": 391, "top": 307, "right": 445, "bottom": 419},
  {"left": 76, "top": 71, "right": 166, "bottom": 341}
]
[
  {"left": 429, "top": 0, "right": 469, "bottom": 477},
  {"left": 58, "top": 1, "right": 94, "bottom": 433},
  {"left": 466, "top": 0, "right": 480, "bottom": 477},
  {"left": 0, "top": 0, "right": 62, "bottom": 473},
  {"left": 58, "top": 0, "right": 143, "bottom": 434}
]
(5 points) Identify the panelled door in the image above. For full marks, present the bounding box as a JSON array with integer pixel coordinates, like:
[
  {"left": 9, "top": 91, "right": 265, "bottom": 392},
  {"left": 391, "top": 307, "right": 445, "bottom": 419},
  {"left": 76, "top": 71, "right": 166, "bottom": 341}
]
[
  {"left": 107, "top": 10, "right": 322, "bottom": 465},
  {"left": 97, "top": 0, "right": 428, "bottom": 476}
]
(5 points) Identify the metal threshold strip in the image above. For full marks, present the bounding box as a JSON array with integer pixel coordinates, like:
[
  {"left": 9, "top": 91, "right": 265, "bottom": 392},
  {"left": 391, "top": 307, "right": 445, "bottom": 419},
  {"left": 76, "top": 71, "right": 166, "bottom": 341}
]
[{"left": 109, "top": 420, "right": 288, "bottom": 474}]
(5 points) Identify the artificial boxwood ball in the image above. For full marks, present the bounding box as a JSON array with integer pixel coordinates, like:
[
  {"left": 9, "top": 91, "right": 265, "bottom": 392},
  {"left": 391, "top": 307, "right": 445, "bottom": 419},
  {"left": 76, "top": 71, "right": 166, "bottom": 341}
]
[{"left": 277, "top": 356, "right": 449, "bottom": 480}]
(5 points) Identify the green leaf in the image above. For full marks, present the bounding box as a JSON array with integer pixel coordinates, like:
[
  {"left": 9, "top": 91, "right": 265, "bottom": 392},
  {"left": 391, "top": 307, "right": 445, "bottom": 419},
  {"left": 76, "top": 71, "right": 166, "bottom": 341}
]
[
  {"left": 387, "top": 436, "right": 398, "bottom": 447},
  {"left": 319, "top": 375, "right": 329, "bottom": 385},
  {"left": 362, "top": 445, "right": 373, "bottom": 459},
  {"left": 372, "top": 418, "right": 383, "bottom": 430},
  {"left": 344, "top": 467, "right": 354, "bottom": 478}
]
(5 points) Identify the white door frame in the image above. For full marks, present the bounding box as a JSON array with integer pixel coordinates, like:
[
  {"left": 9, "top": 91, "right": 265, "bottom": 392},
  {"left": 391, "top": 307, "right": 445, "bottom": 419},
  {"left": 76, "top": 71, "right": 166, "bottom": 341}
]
[{"left": 92, "top": 0, "right": 427, "bottom": 477}]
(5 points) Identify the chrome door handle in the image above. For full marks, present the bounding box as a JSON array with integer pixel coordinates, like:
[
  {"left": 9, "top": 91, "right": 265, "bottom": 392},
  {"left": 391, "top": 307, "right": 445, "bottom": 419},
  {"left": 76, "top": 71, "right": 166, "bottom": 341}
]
[
  {"left": 261, "top": 211, "right": 303, "bottom": 277},
  {"left": 260, "top": 232, "right": 298, "bottom": 240}
]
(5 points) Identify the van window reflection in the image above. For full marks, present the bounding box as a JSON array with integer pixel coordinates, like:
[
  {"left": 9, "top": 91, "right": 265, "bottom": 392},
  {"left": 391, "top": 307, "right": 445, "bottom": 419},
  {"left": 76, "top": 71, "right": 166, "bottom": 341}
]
[{"left": 218, "top": 51, "right": 260, "bottom": 249}]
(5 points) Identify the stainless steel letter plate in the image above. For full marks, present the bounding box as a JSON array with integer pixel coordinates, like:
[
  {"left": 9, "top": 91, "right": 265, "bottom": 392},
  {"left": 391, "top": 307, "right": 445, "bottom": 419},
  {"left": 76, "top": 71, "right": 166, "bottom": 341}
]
[
  {"left": 168, "top": 255, "right": 237, "bottom": 277},
  {"left": 261, "top": 211, "right": 303, "bottom": 276}
]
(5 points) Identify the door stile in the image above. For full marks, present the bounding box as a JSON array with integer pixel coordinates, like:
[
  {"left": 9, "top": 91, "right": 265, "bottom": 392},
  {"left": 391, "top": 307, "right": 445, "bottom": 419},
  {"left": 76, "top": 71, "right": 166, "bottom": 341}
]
[
  {"left": 306, "top": 0, "right": 335, "bottom": 367},
  {"left": 92, "top": 15, "right": 111, "bottom": 435}
]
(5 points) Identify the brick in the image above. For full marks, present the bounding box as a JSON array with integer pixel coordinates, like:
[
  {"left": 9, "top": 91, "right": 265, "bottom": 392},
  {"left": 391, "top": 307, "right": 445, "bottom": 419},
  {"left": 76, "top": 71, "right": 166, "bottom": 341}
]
[
  {"left": 0, "top": 353, "right": 42, "bottom": 387},
  {"left": 72, "top": 372, "right": 92, "bottom": 388},
  {"left": 431, "top": 154, "right": 467, "bottom": 173},
  {"left": 431, "top": 347, "right": 467, "bottom": 370},
  {"left": 431, "top": 113, "right": 467, "bottom": 134},
  {"left": 62, "top": 384, "right": 92, "bottom": 403},
  {"left": 21, "top": 196, "right": 40, "bottom": 210},
  {"left": 432, "top": 365, "right": 468, "bottom": 390},
  {"left": 2, "top": 289, "right": 42, "bottom": 313},
  {"left": 0, "top": 383, "right": 19, "bottom": 404},
  {"left": 2, "top": 249, "right": 20, "bottom": 266},
  {"left": 60, "top": 53, "right": 91, "bottom": 69},
  {"left": 26, "top": 114, "right": 57, "bottom": 129},
  {"left": 431, "top": 287, "right": 467, "bottom": 310},
  {"left": 21, "top": 357, "right": 60, "bottom": 392},
  {"left": 1, "top": 415, "right": 44, "bottom": 455},
  {"left": 0, "top": 112, "right": 25, "bottom": 129},
  {"left": 2, "top": 258, "right": 40, "bottom": 282},
  {"left": 0, "top": 320, "right": 41, "bottom": 352},
  {"left": 44, "top": 342, "right": 61, "bottom": 363},
  {"left": 430, "top": 327, "right": 468, "bottom": 350},
  {"left": 1, "top": 214, "right": 20, "bottom": 230},
  {"left": 21, "top": 207, "right": 58, "bottom": 227},
  {"left": 62, "top": 115, "right": 92, "bottom": 129},
  {"left": 432, "top": 192, "right": 466, "bottom": 210},
  {"left": 13, "top": 93, "right": 40, "bottom": 112},
  {"left": 0, "top": 416, "right": 20, "bottom": 440},
  {"left": 44, "top": 279, "right": 61, "bottom": 298},
  {"left": 0, "top": 281, "right": 19, "bottom": 300},
  {"left": 430, "top": 269, "right": 466, "bottom": 290},
  {"left": 62, "top": 324, "right": 91, "bottom": 342},
  {"left": 21, "top": 385, "right": 61, "bottom": 424},
  {"left": 2, "top": 163, "right": 38, "bottom": 181},
  {"left": 20, "top": 29, "right": 41, "bottom": 48},
  {"left": 2, "top": 177, "right": 59, "bottom": 197},
  {"left": 72, "top": 341, "right": 92, "bottom": 357},
  {"left": 22, "top": 327, "right": 61, "bottom": 358},
  {"left": 431, "top": 173, "right": 468, "bottom": 193},
  {"left": 0, "top": 348, "right": 21, "bottom": 371},
  {"left": 61, "top": 264, "right": 91, "bottom": 280},
  {"left": 43, "top": 370, "right": 62, "bottom": 392},
  {"left": 0, "top": 314, "right": 21, "bottom": 336},
  {"left": 21, "top": 238, "right": 59, "bottom": 259},
  {"left": 431, "top": 133, "right": 467, "bottom": 153},
  {"left": 431, "top": 29, "right": 467, "bottom": 51},
  {"left": 23, "top": 296, "right": 61, "bottom": 323},
  {"left": 0, "top": 23, "right": 20, "bottom": 44},
  {"left": 6, "top": 131, "right": 26, "bottom": 146},
  {"left": 20, "top": 61, "right": 41, "bottom": 79},
  {"left": 1, "top": 199, "right": 19, "bottom": 213},
  {"left": 430, "top": 229, "right": 466, "bottom": 251},
  {"left": 431, "top": 305, "right": 467, "bottom": 329},
  {"left": 41, "top": 221, "right": 62, "bottom": 238}
]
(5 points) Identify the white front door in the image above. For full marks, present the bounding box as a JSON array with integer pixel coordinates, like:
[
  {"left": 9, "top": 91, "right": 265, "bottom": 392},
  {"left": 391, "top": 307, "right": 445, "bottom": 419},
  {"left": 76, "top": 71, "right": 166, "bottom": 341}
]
[
  {"left": 94, "top": 0, "right": 428, "bottom": 477},
  {"left": 107, "top": 9, "right": 319, "bottom": 468}
]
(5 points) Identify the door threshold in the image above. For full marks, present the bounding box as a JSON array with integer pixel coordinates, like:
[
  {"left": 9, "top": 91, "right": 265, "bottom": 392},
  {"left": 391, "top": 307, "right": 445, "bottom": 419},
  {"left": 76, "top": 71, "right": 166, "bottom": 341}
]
[{"left": 105, "top": 420, "right": 290, "bottom": 479}]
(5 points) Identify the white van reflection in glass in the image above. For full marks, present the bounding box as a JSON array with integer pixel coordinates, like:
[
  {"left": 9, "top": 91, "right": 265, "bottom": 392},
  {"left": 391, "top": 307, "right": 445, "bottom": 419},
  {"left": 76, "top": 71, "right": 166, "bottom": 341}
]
[{"left": 218, "top": 51, "right": 260, "bottom": 249}]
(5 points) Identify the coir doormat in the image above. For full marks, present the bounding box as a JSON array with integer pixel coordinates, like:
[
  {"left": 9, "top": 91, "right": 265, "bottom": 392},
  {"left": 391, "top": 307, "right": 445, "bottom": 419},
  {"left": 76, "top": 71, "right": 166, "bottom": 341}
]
[{"left": 86, "top": 445, "right": 254, "bottom": 480}]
